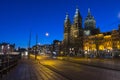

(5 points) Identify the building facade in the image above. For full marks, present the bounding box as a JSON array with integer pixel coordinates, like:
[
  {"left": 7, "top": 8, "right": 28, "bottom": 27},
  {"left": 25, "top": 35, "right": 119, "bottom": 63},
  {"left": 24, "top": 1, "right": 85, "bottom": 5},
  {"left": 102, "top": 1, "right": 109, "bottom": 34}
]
[
  {"left": 52, "top": 40, "right": 62, "bottom": 55},
  {"left": 63, "top": 8, "right": 83, "bottom": 55},
  {"left": 63, "top": 8, "right": 120, "bottom": 57},
  {"left": 0, "top": 42, "right": 15, "bottom": 54}
]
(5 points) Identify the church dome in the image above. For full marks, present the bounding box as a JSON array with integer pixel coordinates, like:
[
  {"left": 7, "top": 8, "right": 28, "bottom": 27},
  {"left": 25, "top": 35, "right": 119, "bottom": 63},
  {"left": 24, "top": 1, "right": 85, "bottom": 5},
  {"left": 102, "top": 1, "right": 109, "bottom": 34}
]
[{"left": 84, "top": 8, "right": 96, "bottom": 30}]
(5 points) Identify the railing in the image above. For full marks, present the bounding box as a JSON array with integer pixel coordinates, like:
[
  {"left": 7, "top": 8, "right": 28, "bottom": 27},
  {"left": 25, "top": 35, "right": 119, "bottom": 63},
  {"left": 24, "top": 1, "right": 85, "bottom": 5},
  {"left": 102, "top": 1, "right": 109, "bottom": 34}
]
[{"left": 0, "top": 54, "right": 20, "bottom": 78}]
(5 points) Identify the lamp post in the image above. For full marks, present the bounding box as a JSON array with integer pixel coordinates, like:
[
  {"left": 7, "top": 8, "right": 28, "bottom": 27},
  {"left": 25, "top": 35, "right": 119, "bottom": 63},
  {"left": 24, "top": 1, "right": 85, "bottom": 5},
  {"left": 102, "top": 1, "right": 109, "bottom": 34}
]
[
  {"left": 7, "top": 44, "right": 10, "bottom": 71},
  {"left": 35, "top": 45, "right": 38, "bottom": 60}
]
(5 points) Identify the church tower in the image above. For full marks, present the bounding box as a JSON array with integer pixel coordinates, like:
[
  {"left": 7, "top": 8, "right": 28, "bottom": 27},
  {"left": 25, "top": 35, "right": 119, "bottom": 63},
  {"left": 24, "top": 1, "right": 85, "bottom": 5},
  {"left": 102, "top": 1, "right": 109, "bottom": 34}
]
[
  {"left": 72, "top": 8, "right": 83, "bottom": 37},
  {"left": 84, "top": 8, "right": 100, "bottom": 35},
  {"left": 70, "top": 8, "right": 83, "bottom": 53},
  {"left": 84, "top": 8, "right": 96, "bottom": 30},
  {"left": 74, "top": 8, "right": 82, "bottom": 29},
  {"left": 63, "top": 13, "right": 71, "bottom": 54}
]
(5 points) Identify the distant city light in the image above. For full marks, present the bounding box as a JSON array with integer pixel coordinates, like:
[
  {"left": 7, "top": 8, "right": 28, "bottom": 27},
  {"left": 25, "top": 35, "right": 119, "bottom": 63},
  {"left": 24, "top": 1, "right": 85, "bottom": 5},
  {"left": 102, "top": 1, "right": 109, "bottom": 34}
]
[
  {"left": 25, "top": 51, "right": 28, "bottom": 56},
  {"left": 45, "top": 32, "right": 49, "bottom": 36}
]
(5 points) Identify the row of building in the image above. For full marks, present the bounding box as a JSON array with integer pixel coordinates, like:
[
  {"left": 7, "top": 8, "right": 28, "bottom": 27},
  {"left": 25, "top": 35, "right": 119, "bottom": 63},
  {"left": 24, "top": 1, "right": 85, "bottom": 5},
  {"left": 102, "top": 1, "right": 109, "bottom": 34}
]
[
  {"left": 0, "top": 43, "right": 15, "bottom": 54},
  {"left": 30, "top": 40, "right": 62, "bottom": 56},
  {"left": 28, "top": 8, "right": 120, "bottom": 58},
  {"left": 62, "top": 8, "right": 120, "bottom": 57}
]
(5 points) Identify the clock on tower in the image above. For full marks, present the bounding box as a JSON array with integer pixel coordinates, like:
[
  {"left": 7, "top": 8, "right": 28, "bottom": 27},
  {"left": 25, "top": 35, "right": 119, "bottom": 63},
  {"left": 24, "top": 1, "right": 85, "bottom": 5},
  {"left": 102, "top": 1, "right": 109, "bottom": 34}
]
[{"left": 84, "top": 30, "right": 90, "bottom": 36}]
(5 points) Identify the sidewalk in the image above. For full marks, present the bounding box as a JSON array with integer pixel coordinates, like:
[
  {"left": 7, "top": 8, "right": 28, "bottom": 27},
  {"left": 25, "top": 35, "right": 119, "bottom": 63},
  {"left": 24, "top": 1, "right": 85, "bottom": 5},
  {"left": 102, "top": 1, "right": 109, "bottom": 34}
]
[
  {"left": 1, "top": 58, "right": 39, "bottom": 80},
  {"left": 57, "top": 57, "right": 120, "bottom": 71}
]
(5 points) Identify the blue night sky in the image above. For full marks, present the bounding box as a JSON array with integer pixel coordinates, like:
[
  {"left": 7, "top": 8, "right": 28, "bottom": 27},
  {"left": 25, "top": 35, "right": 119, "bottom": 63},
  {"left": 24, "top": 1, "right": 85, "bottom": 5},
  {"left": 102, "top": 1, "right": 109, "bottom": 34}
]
[{"left": 0, "top": 0, "right": 120, "bottom": 48}]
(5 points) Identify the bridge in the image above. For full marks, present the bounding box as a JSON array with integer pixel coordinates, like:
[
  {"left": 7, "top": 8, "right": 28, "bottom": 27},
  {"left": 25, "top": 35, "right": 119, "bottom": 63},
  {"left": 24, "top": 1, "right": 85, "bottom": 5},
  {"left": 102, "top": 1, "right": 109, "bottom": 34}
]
[{"left": 0, "top": 53, "right": 120, "bottom": 80}]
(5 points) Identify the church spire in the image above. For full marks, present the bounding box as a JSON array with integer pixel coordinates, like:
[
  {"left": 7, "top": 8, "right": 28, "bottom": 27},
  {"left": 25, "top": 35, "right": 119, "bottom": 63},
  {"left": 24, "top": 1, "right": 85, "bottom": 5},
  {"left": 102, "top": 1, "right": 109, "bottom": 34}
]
[
  {"left": 88, "top": 8, "right": 91, "bottom": 16},
  {"left": 64, "top": 13, "right": 69, "bottom": 23},
  {"left": 74, "top": 7, "right": 82, "bottom": 22},
  {"left": 84, "top": 8, "right": 96, "bottom": 30},
  {"left": 74, "top": 8, "right": 81, "bottom": 19},
  {"left": 64, "top": 13, "right": 71, "bottom": 25}
]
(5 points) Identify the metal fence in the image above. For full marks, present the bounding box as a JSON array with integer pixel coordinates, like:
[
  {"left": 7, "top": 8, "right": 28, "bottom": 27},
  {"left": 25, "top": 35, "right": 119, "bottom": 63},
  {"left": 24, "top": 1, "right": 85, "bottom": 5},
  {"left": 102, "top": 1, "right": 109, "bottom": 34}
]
[{"left": 0, "top": 54, "right": 20, "bottom": 78}]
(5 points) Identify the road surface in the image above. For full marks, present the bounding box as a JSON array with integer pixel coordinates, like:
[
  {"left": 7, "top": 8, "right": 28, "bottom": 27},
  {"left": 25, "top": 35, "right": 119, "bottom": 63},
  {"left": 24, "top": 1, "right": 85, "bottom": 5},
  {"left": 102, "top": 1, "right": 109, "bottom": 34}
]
[
  {"left": 1, "top": 55, "right": 120, "bottom": 80},
  {"left": 39, "top": 56, "right": 120, "bottom": 80}
]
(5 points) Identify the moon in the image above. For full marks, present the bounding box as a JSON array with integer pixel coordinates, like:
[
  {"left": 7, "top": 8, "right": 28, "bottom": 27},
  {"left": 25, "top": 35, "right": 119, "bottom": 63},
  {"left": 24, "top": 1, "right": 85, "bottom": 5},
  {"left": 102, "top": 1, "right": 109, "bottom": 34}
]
[
  {"left": 45, "top": 32, "right": 49, "bottom": 36},
  {"left": 118, "top": 12, "right": 120, "bottom": 19}
]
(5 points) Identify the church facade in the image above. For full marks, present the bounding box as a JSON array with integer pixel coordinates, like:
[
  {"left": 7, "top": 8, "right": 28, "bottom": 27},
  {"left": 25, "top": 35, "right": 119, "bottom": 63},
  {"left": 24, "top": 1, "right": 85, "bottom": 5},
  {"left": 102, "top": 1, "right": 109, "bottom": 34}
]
[{"left": 63, "top": 8, "right": 120, "bottom": 57}]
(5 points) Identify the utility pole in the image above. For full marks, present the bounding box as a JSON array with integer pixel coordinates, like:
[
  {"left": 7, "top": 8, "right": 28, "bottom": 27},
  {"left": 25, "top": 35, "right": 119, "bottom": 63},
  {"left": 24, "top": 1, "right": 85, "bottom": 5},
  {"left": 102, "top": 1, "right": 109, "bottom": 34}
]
[
  {"left": 28, "top": 31, "right": 31, "bottom": 59},
  {"left": 28, "top": 31, "right": 31, "bottom": 49},
  {"left": 35, "top": 33, "right": 38, "bottom": 60}
]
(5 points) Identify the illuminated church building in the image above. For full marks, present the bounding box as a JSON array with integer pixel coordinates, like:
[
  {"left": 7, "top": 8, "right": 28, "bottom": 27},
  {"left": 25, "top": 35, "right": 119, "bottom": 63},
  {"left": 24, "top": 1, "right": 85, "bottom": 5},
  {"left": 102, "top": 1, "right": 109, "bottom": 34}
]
[{"left": 63, "top": 8, "right": 120, "bottom": 56}]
